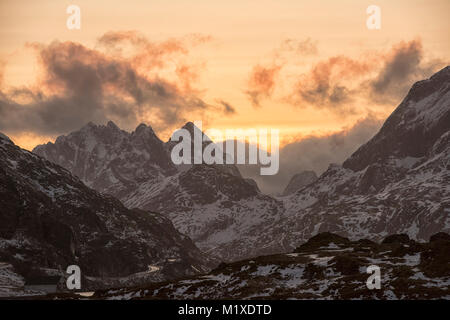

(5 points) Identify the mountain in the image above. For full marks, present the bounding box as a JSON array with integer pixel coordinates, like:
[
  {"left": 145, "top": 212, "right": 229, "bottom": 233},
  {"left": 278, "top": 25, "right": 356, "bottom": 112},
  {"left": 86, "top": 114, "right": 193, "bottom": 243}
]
[
  {"left": 282, "top": 170, "right": 318, "bottom": 196},
  {"left": 33, "top": 121, "right": 177, "bottom": 200},
  {"left": 34, "top": 122, "right": 285, "bottom": 262},
  {"left": 343, "top": 66, "right": 450, "bottom": 171},
  {"left": 0, "top": 132, "right": 211, "bottom": 292},
  {"left": 94, "top": 232, "right": 450, "bottom": 300},
  {"left": 271, "top": 66, "right": 450, "bottom": 248},
  {"left": 33, "top": 66, "right": 450, "bottom": 263},
  {"left": 165, "top": 121, "right": 242, "bottom": 178}
]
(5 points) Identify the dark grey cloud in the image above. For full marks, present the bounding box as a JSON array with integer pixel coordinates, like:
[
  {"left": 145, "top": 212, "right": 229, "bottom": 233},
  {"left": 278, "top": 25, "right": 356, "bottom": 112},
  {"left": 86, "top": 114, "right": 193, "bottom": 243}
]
[
  {"left": 294, "top": 39, "right": 446, "bottom": 112},
  {"left": 0, "top": 33, "right": 225, "bottom": 136},
  {"left": 289, "top": 56, "right": 372, "bottom": 114},
  {"left": 367, "top": 39, "right": 445, "bottom": 105},
  {"left": 237, "top": 115, "right": 383, "bottom": 194}
]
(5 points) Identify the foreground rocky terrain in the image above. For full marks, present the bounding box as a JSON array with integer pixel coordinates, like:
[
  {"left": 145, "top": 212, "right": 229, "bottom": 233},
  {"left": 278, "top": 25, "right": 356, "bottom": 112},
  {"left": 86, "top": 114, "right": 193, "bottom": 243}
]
[
  {"left": 89, "top": 232, "right": 449, "bottom": 299},
  {"left": 0, "top": 132, "right": 212, "bottom": 297}
]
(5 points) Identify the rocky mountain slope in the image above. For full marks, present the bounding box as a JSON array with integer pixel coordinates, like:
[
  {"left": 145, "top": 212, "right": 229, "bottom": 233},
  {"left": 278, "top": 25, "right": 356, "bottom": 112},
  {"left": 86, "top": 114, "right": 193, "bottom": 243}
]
[
  {"left": 282, "top": 171, "right": 318, "bottom": 196},
  {"left": 93, "top": 232, "right": 450, "bottom": 300},
  {"left": 34, "top": 123, "right": 285, "bottom": 262},
  {"left": 270, "top": 66, "right": 450, "bottom": 250},
  {"left": 33, "top": 66, "right": 450, "bottom": 263},
  {"left": 0, "top": 132, "right": 211, "bottom": 292}
]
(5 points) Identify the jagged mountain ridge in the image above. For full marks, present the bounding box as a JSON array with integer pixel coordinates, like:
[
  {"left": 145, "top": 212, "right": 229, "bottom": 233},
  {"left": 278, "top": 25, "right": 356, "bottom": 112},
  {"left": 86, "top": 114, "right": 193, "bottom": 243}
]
[
  {"left": 33, "top": 121, "right": 177, "bottom": 200},
  {"left": 272, "top": 66, "right": 450, "bottom": 247},
  {"left": 0, "top": 133, "right": 211, "bottom": 287},
  {"left": 33, "top": 66, "right": 450, "bottom": 262},
  {"left": 344, "top": 66, "right": 450, "bottom": 171},
  {"left": 34, "top": 121, "right": 285, "bottom": 262}
]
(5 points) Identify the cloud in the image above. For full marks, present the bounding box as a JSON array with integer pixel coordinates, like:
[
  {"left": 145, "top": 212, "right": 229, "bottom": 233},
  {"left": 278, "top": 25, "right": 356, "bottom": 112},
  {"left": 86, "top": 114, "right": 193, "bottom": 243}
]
[
  {"left": 247, "top": 39, "right": 445, "bottom": 115},
  {"left": 237, "top": 114, "right": 384, "bottom": 194},
  {"left": 292, "top": 39, "right": 446, "bottom": 113},
  {"left": 218, "top": 100, "right": 236, "bottom": 115},
  {"left": 290, "top": 56, "right": 372, "bottom": 114},
  {"left": 97, "top": 31, "right": 211, "bottom": 89},
  {"left": 279, "top": 38, "right": 318, "bottom": 56},
  {"left": 0, "top": 32, "right": 228, "bottom": 136},
  {"left": 367, "top": 39, "right": 444, "bottom": 105},
  {"left": 244, "top": 38, "right": 318, "bottom": 107},
  {"left": 0, "top": 60, "right": 5, "bottom": 88},
  {"left": 245, "top": 64, "right": 281, "bottom": 107}
]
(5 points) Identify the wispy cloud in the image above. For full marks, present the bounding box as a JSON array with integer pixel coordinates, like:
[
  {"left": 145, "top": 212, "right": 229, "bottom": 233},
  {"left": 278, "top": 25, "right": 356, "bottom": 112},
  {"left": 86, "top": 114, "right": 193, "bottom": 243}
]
[
  {"left": 218, "top": 100, "right": 236, "bottom": 115},
  {"left": 278, "top": 38, "right": 318, "bottom": 56},
  {"left": 246, "top": 39, "right": 446, "bottom": 115},
  {"left": 245, "top": 64, "right": 282, "bottom": 107},
  {"left": 244, "top": 38, "right": 318, "bottom": 108}
]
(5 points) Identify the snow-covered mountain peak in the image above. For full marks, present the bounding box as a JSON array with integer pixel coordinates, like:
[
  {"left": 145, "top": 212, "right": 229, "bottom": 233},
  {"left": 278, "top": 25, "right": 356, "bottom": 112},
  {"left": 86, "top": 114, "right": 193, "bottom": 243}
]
[{"left": 343, "top": 65, "right": 450, "bottom": 172}]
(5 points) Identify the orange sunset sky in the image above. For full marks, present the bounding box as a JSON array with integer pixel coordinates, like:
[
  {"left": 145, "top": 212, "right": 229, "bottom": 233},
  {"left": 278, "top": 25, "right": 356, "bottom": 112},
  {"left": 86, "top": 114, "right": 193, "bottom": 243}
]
[{"left": 0, "top": 0, "right": 449, "bottom": 150}]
